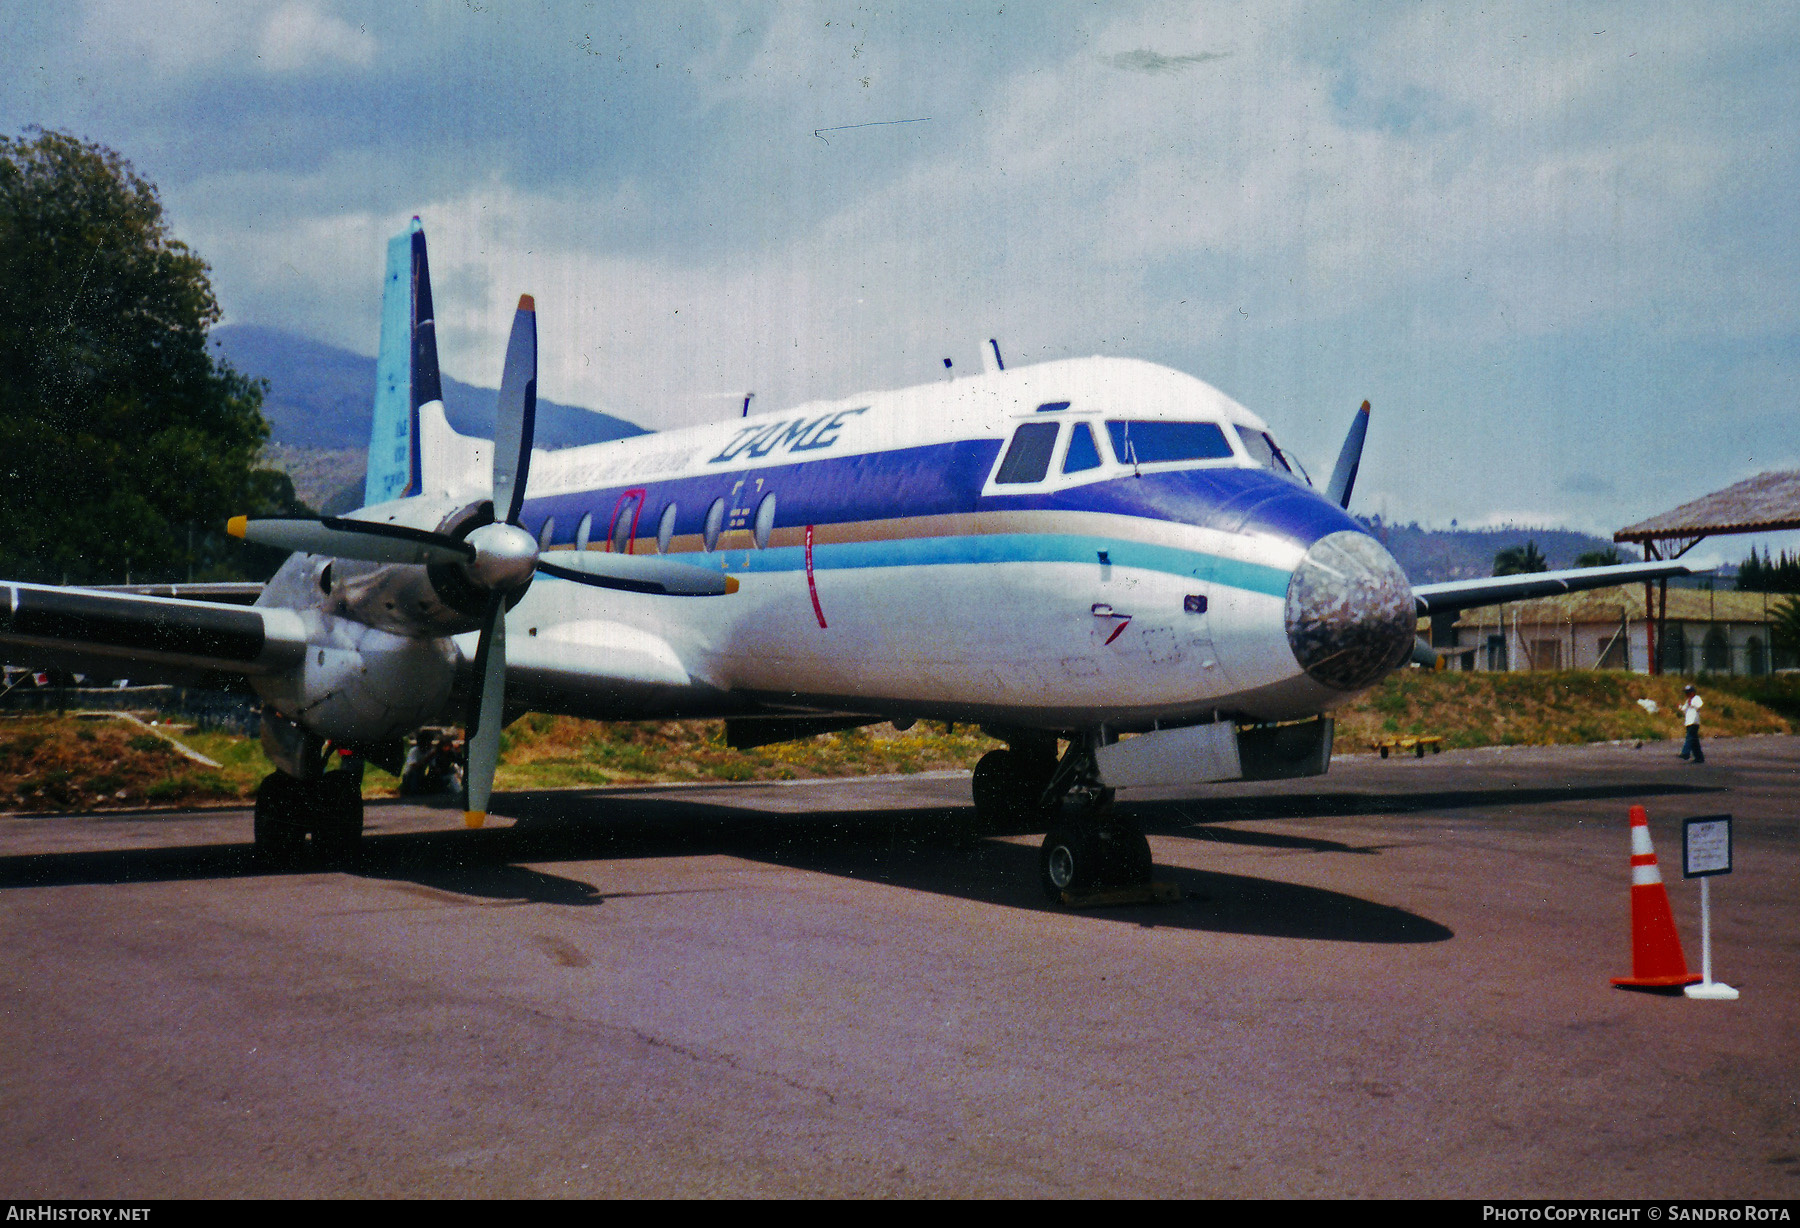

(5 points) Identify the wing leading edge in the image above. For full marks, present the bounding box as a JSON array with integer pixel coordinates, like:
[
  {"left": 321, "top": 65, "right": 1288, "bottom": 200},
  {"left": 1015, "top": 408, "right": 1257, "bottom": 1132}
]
[{"left": 0, "top": 582, "right": 308, "bottom": 684}]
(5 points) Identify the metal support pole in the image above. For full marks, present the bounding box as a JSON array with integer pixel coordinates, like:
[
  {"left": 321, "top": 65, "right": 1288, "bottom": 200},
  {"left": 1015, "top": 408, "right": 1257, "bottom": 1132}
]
[
  {"left": 1700, "top": 875, "right": 1712, "bottom": 987},
  {"left": 1659, "top": 577, "right": 1671, "bottom": 675}
]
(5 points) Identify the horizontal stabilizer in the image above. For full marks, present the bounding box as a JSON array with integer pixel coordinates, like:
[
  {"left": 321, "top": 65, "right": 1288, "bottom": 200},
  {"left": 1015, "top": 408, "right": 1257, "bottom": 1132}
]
[{"left": 1412, "top": 561, "right": 1693, "bottom": 616}]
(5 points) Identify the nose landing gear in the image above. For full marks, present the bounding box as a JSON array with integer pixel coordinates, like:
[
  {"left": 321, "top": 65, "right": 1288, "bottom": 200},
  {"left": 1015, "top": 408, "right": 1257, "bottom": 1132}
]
[
  {"left": 1039, "top": 819, "right": 1153, "bottom": 902},
  {"left": 972, "top": 732, "right": 1158, "bottom": 904}
]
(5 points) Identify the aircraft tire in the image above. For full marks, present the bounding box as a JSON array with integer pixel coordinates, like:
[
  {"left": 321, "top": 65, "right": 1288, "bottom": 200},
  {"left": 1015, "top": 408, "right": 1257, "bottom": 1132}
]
[
  {"left": 252, "top": 772, "right": 307, "bottom": 869},
  {"left": 1039, "top": 821, "right": 1103, "bottom": 901},
  {"left": 312, "top": 772, "right": 365, "bottom": 867},
  {"left": 971, "top": 749, "right": 1023, "bottom": 827},
  {"left": 1097, "top": 823, "right": 1153, "bottom": 887}
]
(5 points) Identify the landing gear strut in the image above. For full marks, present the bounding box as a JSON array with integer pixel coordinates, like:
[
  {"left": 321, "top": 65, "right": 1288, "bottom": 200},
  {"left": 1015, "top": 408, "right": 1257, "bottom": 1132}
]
[
  {"left": 253, "top": 747, "right": 364, "bottom": 869},
  {"left": 971, "top": 731, "right": 1154, "bottom": 902}
]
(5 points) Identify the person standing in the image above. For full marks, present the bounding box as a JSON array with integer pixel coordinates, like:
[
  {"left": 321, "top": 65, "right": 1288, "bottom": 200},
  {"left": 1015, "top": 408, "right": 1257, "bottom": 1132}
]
[{"left": 1678, "top": 684, "right": 1705, "bottom": 763}]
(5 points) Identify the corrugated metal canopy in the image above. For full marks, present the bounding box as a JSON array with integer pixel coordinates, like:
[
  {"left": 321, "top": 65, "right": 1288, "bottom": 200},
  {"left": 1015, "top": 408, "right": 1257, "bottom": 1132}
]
[{"left": 1616, "top": 470, "right": 1800, "bottom": 543}]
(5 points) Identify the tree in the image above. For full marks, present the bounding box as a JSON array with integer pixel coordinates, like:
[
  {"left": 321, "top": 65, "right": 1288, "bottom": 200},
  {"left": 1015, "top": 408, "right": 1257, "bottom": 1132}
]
[
  {"left": 1737, "top": 547, "right": 1800, "bottom": 594},
  {"left": 1770, "top": 595, "right": 1800, "bottom": 661},
  {"left": 0, "top": 127, "right": 302, "bottom": 584},
  {"left": 1493, "top": 541, "right": 1548, "bottom": 576},
  {"left": 1573, "top": 547, "right": 1621, "bottom": 568}
]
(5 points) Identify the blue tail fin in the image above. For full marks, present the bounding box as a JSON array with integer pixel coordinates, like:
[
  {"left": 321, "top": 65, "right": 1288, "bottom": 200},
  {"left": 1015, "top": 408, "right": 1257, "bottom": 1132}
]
[{"left": 364, "top": 218, "right": 443, "bottom": 507}]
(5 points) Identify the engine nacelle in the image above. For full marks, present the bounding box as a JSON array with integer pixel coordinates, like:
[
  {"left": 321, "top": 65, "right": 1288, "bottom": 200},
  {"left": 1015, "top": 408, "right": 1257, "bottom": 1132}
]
[
  {"left": 251, "top": 613, "right": 459, "bottom": 747},
  {"left": 249, "top": 495, "right": 514, "bottom": 753}
]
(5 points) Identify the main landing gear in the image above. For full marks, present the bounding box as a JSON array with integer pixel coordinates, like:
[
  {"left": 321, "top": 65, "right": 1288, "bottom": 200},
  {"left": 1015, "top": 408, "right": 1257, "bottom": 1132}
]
[
  {"left": 971, "top": 733, "right": 1153, "bottom": 903},
  {"left": 253, "top": 762, "right": 364, "bottom": 870}
]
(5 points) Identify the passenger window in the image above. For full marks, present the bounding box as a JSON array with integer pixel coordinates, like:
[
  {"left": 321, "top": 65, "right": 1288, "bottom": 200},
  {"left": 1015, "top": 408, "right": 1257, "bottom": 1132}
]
[
  {"left": 538, "top": 517, "right": 556, "bottom": 550},
  {"left": 1106, "top": 420, "right": 1234, "bottom": 465},
  {"left": 1063, "top": 422, "right": 1102, "bottom": 474},
  {"left": 703, "top": 497, "right": 726, "bottom": 551},
  {"left": 753, "top": 493, "right": 777, "bottom": 548},
  {"left": 656, "top": 503, "right": 678, "bottom": 553},
  {"left": 610, "top": 507, "right": 633, "bottom": 552},
  {"left": 575, "top": 512, "right": 593, "bottom": 551},
  {"left": 995, "top": 421, "right": 1062, "bottom": 484}
]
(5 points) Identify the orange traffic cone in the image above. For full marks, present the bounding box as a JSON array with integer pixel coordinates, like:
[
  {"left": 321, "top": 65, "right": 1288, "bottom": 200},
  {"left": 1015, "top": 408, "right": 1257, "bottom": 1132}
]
[{"left": 1611, "top": 805, "right": 1701, "bottom": 990}]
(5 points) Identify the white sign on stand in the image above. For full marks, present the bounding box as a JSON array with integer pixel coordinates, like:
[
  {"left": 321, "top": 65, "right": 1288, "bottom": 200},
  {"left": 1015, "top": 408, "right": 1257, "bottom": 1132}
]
[{"left": 1681, "top": 815, "right": 1737, "bottom": 1000}]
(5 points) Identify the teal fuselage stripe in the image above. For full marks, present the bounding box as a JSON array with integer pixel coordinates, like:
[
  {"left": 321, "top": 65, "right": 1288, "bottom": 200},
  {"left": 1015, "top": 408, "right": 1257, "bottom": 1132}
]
[{"left": 713, "top": 533, "right": 1292, "bottom": 598}]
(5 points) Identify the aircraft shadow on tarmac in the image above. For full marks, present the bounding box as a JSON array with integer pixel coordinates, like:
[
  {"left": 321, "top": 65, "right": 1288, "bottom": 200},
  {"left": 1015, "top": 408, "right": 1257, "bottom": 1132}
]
[{"left": 0, "top": 777, "right": 1722, "bottom": 945}]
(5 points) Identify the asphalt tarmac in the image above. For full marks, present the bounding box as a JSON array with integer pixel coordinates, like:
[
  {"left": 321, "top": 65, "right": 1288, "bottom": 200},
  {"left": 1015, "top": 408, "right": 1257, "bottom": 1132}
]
[{"left": 2, "top": 736, "right": 1798, "bottom": 1198}]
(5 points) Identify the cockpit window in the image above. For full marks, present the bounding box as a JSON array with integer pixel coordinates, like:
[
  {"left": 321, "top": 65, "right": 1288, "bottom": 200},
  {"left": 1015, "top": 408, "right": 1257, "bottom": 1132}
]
[
  {"left": 1234, "top": 425, "right": 1310, "bottom": 484},
  {"left": 1235, "top": 426, "right": 1290, "bottom": 473},
  {"left": 995, "top": 421, "right": 1062, "bottom": 484},
  {"left": 1063, "top": 422, "right": 1103, "bottom": 474},
  {"left": 1105, "top": 420, "right": 1234, "bottom": 466}
]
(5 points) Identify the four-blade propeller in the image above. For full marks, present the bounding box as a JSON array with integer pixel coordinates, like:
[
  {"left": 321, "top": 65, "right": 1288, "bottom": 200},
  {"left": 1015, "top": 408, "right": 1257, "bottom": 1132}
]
[{"left": 229, "top": 293, "right": 734, "bottom": 828}]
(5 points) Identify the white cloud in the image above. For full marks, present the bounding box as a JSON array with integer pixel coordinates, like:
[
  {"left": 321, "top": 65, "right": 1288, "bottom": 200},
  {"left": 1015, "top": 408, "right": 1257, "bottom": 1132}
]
[
  {"left": 62, "top": 1, "right": 1795, "bottom": 531},
  {"left": 74, "top": 0, "right": 374, "bottom": 76},
  {"left": 77, "top": 0, "right": 254, "bottom": 74},
  {"left": 258, "top": 2, "right": 375, "bottom": 72}
]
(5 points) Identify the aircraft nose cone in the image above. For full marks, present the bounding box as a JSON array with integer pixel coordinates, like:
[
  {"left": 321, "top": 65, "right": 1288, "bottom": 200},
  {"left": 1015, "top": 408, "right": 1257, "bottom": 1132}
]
[
  {"left": 464, "top": 521, "right": 539, "bottom": 591},
  {"left": 1285, "top": 530, "right": 1415, "bottom": 692}
]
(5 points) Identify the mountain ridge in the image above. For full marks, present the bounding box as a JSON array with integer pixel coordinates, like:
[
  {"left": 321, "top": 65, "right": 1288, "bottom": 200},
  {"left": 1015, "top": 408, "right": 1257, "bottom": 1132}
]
[
  {"left": 212, "top": 324, "right": 647, "bottom": 452},
  {"left": 212, "top": 323, "right": 648, "bottom": 513}
]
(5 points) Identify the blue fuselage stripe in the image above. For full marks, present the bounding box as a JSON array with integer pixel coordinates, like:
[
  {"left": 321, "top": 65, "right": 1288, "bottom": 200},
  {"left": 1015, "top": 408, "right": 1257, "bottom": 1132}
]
[
  {"left": 523, "top": 435, "right": 1365, "bottom": 601},
  {"left": 709, "top": 535, "right": 1292, "bottom": 598}
]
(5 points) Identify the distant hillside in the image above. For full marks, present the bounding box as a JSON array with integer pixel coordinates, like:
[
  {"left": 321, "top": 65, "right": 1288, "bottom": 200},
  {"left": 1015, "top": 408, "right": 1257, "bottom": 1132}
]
[
  {"left": 1363, "top": 518, "right": 1641, "bottom": 585},
  {"left": 212, "top": 325, "right": 647, "bottom": 452},
  {"left": 213, "top": 324, "right": 648, "bottom": 514}
]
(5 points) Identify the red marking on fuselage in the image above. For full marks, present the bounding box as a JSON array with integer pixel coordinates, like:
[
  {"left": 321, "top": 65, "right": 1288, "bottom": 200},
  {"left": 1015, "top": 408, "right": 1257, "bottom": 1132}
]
[
  {"left": 805, "top": 524, "right": 828, "bottom": 629},
  {"left": 1104, "top": 617, "right": 1131, "bottom": 645},
  {"left": 606, "top": 488, "right": 647, "bottom": 552}
]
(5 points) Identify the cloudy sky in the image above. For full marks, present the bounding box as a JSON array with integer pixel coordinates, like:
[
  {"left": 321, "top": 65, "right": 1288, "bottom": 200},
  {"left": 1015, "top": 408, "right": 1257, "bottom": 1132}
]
[{"left": 6, "top": 2, "right": 1799, "bottom": 562}]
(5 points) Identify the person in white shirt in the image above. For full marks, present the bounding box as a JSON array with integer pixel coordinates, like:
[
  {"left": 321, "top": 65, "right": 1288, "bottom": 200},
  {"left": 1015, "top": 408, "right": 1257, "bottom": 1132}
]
[{"left": 1678, "top": 685, "right": 1705, "bottom": 763}]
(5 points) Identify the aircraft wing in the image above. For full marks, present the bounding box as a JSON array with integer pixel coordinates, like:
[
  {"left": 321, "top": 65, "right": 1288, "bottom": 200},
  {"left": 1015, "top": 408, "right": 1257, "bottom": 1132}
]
[
  {"left": 1412, "top": 561, "right": 1694, "bottom": 616},
  {"left": 85, "top": 581, "right": 265, "bottom": 605},
  {"left": 0, "top": 582, "right": 308, "bottom": 686}
]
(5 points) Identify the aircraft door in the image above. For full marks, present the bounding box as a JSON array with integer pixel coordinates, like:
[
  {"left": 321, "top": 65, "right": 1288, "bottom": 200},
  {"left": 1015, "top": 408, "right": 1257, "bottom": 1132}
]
[{"left": 607, "top": 488, "right": 647, "bottom": 553}]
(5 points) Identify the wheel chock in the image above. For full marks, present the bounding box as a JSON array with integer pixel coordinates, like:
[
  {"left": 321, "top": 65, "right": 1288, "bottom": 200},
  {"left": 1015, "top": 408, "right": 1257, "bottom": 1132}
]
[{"left": 1059, "top": 881, "right": 1181, "bottom": 908}]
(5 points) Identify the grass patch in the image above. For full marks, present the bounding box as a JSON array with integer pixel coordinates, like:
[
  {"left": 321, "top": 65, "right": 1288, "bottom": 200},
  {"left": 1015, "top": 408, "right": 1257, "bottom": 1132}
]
[
  {"left": 2, "top": 671, "right": 1789, "bottom": 813},
  {"left": 1336, "top": 671, "right": 1791, "bottom": 752}
]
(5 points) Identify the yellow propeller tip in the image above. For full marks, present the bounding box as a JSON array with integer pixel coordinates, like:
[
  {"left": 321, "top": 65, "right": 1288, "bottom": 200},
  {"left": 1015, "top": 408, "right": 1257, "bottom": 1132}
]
[
  {"left": 226, "top": 515, "right": 248, "bottom": 538},
  {"left": 724, "top": 575, "right": 740, "bottom": 594},
  {"left": 517, "top": 294, "right": 535, "bottom": 312},
  {"left": 463, "top": 810, "right": 487, "bottom": 829}
]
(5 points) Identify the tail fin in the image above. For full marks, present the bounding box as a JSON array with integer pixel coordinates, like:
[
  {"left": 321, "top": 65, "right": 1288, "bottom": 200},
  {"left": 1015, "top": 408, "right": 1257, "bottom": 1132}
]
[{"left": 363, "top": 218, "right": 443, "bottom": 507}]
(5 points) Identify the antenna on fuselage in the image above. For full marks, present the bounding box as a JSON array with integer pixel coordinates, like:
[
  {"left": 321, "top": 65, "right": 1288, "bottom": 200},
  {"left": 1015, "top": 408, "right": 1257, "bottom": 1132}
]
[
  {"left": 741, "top": 392, "right": 754, "bottom": 418},
  {"left": 988, "top": 339, "right": 1005, "bottom": 371}
]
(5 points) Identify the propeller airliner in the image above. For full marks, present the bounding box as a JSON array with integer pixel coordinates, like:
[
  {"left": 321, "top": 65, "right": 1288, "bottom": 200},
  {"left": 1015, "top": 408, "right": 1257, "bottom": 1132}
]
[{"left": 0, "top": 221, "right": 1690, "bottom": 899}]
